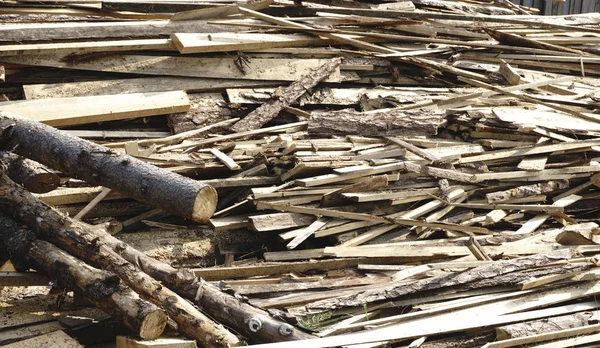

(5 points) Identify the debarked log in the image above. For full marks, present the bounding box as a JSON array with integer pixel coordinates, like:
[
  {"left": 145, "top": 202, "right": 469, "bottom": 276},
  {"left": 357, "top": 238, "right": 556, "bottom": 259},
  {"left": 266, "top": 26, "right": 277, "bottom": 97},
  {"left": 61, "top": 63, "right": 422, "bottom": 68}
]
[
  {"left": 308, "top": 108, "right": 444, "bottom": 137},
  {"left": 0, "top": 174, "right": 240, "bottom": 347},
  {"left": 0, "top": 212, "right": 167, "bottom": 340},
  {"left": 0, "top": 112, "right": 217, "bottom": 222}
]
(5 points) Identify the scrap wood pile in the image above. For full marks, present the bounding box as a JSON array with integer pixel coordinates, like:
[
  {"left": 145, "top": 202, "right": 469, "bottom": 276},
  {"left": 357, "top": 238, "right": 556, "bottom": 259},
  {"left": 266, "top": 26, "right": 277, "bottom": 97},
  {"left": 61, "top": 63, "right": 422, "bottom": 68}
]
[{"left": 6, "top": 1, "right": 600, "bottom": 348}]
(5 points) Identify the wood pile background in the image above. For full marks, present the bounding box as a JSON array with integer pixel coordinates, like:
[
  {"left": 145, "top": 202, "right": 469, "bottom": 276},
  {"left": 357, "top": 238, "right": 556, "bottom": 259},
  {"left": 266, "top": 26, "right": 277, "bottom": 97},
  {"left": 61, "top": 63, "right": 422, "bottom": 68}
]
[{"left": 3, "top": 0, "right": 600, "bottom": 347}]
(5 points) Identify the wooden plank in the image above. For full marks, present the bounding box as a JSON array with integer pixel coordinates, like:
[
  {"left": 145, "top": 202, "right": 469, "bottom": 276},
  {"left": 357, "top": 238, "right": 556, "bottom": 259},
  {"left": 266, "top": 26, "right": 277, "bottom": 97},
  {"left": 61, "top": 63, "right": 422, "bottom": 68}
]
[
  {"left": 0, "top": 91, "right": 189, "bottom": 127},
  {"left": 0, "top": 39, "right": 175, "bottom": 57},
  {"left": 210, "top": 149, "right": 241, "bottom": 171},
  {"left": 23, "top": 77, "right": 277, "bottom": 100},
  {"left": 324, "top": 244, "right": 558, "bottom": 258},
  {"left": 3, "top": 330, "right": 83, "bottom": 348},
  {"left": 249, "top": 212, "right": 315, "bottom": 232},
  {"left": 191, "top": 258, "right": 404, "bottom": 280},
  {"left": 116, "top": 336, "right": 196, "bottom": 348},
  {"left": 459, "top": 139, "right": 600, "bottom": 164},
  {"left": 0, "top": 321, "right": 63, "bottom": 346},
  {"left": 2, "top": 55, "right": 343, "bottom": 82},
  {"left": 286, "top": 219, "right": 328, "bottom": 250},
  {"left": 170, "top": 0, "right": 271, "bottom": 21},
  {"left": 171, "top": 33, "right": 325, "bottom": 54},
  {"left": 0, "top": 19, "right": 237, "bottom": 42},
  {"left": 36, "top": 187, "right": 126, "bottom": 206}
]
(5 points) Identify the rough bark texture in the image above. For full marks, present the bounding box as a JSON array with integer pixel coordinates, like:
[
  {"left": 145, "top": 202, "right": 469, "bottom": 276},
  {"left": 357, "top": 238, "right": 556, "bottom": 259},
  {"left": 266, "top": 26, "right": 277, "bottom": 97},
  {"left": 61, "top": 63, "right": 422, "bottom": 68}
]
[
  {"left": 308, "top": 249, "right": 575, "bottom": 309},
  {"left": 308, "top": 108, "right": 444, "bottom": 137},
  {"left": 231, "top": 58, "right": 341, "bottom": 132},
  {"left": 486, "top": 180, "right": 569, "bottom": 204},
  {"left": 0, "top": 173, "right": 311, "bottom": 343},
  {"left": 412, "top": 0, "right": 515, "bottom": 14},
  {"left": 0, "top": 174, "right": 240, "bottom": 347},
  {"left": 0, "top": 113, "right": 217, "bottom": 222},
  {"left": 464, "top": 264, "right": 592, "bottom": 289},
  {"left": 0, "top": 212, "right": 167, "bottom": 340},
  {"left": 0, "top": 152, "right": 59, "bottom": 193},
  {"left": 496, "top": 312, "right": 592, "bottom": 340}
]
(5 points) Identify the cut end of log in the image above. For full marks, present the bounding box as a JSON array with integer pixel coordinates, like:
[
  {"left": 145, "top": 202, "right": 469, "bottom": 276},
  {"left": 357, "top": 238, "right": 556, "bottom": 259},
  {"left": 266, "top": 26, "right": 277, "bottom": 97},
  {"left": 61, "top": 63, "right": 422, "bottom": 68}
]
[
  {"left": 24, "top": 172, "right": 60, "bottom": 193},
  {"left": 139, "top": 310, "right": 168, "bottom": 340},
  {"left": 192, "top": 185, "right": 218, "bottom": 222}
]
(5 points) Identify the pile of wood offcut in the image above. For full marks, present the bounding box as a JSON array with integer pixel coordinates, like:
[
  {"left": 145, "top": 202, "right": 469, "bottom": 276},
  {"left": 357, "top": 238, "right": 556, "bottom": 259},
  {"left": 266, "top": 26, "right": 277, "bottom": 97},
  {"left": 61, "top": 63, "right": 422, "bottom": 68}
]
[{"left": 5, "top": 0, "right": 600, "bottom": 347}]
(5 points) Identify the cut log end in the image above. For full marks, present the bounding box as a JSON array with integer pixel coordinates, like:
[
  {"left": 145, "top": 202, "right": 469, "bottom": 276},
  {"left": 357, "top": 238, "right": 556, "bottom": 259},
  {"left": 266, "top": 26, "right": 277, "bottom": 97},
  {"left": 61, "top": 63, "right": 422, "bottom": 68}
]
[
  {"left": 139, "top": 310, "right": 169, "bottom": 340},
  {"left": 192, "top": 185, "right": 218, "bottom": 222},
  {"left": 24, "top": 172, "right": 61, "bottom": 193}
]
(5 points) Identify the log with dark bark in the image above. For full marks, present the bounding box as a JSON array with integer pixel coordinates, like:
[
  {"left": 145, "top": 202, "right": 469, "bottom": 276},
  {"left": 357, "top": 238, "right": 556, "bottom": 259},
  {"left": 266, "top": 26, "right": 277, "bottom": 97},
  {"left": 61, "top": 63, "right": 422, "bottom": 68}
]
[
  {"left": 0, "top": 174, "right": 240, "bottom": 347},
  {"left": 231, "top": 58, "right": 341, "bottom": 132},
  {"left": 0, "top": 212, "right": 167, "bottom": 340},
  {"left": 0, "top": 112, "right": 217, "bottom": 222},
  {"left": 308, "top": 249, "right": 576, "bottom": 309},
  {"left": 0, "top": 173, "right": 310, "bottom": 343},
  {"left": 308, "top": 108, "right": 444, "bottom": 137},
  {"left": 0, "top": 152, "right": 59, "bottom": 193}
]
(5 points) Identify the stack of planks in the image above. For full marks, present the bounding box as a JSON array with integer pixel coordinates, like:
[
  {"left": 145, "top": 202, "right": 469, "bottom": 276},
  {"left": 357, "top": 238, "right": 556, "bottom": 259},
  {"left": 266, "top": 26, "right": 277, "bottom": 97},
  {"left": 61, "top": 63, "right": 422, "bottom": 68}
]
[{"left": 6, "top": 0, "right": 600, "bottom": 347}]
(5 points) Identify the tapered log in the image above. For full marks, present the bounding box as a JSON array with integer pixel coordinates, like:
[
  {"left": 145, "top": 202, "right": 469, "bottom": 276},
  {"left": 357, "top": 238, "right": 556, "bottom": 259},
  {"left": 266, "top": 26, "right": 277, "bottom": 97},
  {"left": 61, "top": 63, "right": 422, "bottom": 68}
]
[
  {"left": 308, "top": 108, "right": 444, "bottom": 137},
  {"left": 0, "top": 152, "right": 59, "bottom": 193},
  {"left": 0, "top": 112, "right": 217, "bottom": 222},
  {"left": 308, "top": 249, "right": 575, "bottom": 309},
  {"left": 0, "top": 213, "right": 167, "bottom": 340},
  {"left": 0, "top": 174, "right": 240, "bottom": 347}
]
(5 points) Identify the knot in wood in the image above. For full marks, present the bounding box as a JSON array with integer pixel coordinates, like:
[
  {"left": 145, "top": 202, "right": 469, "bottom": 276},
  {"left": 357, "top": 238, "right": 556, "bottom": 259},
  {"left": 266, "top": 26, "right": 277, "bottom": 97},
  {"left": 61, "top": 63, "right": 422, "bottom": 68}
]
[
  {"left": 278, "top": 323, "right": 294, "bottom": 336},
  {"left": 246, "top": 317, "right": 262, "bottom": 333}
]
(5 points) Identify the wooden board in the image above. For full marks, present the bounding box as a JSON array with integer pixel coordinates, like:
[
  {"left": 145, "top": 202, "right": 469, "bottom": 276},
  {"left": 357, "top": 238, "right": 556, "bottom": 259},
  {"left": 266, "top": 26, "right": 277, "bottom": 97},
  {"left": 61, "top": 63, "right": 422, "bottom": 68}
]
[
  {"left": 0, "top": 39, "right": 175, "bottom": 57},
  {"left": 171, "top": 33, "right": 325, "bottom": 54},
  {"left": 116, "top": 336, "right": 196, "bottom": 348},
  {"left": 3, "top": 330, "right": 83, "bottom": 348},
  {"left": 493, "top": 107, "right": 600, "bottom": 132},
  {"left": 0, "top": 91, "right": 189, "bottom": 127},
  {"left": 1, "top": 55, "right": 343, "bottom": 82},
  {"left": 23, "top": 77, "right": 277, "bottom": 100}
]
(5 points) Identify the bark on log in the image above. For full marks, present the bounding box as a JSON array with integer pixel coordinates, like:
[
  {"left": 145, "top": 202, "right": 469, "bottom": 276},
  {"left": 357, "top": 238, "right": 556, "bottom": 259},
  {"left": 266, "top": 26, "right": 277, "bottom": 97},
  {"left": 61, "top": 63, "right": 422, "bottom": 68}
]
[
  {"left": 231, "top": 58, "right": 341, "bottom": 132},
  {"left": 0, "top": 213, "right": 167, "bottom": 340},
  {"left": 0, "top": 112, "right": 217, "bottom": 222},
  {"left": 486, "top": 180, "right": 569, "bottom": 204},
  {"left": 308, "top": 108, "right": 444, "bottom": 137},
  {"left": 0, "top": 173, "right": 310, "bottom": 343},
  {"left": 0, "top": 174, "right": 240, "bottom": 347},
  {"left": 308, "top": 249, "right": 575, "bottom": 309},
  {"left": 496, "top": 312, "right": 592, "bottom": 340},
  {"left": 0, "top": 152, "right": 59, "bottom": 193}
]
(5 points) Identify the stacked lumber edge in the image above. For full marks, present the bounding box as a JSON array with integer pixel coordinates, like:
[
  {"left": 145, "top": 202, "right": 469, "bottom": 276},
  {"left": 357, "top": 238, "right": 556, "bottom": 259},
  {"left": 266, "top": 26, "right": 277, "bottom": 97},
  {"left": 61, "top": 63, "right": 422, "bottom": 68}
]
[{"left": 5, "top": 0, "right": 600, "bottom": 347}]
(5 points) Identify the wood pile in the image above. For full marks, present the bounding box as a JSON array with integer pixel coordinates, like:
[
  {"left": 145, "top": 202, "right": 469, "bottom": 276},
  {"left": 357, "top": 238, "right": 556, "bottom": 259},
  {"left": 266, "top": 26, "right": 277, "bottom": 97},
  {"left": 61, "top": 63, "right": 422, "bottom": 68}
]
[{"left": 4, "top": 0, "right": 600, "bottom": 347}]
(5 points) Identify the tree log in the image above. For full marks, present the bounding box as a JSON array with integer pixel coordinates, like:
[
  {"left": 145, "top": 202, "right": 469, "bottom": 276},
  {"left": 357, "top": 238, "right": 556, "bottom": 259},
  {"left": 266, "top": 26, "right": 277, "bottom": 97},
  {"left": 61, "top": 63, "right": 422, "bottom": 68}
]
[
  {"left": 0, "top": 173, "right": 309, "bottom": 343},
  {"left": 231, "top": 58, "right": 341, "bottom": 132},
  {"left": 0, "top": 112, "right": 217, "bottom": 222},
  {"left": 0, "top": 212, "right": 167, "bottom": 340},
  {"left": 308, "top": 108, "right": 444, "bottom": 137},
  {"left": 0, "top": 152, "right": 59, "bottom": 193},
  {"left": 0, "top": 174, "right": 240, "bottom": 347},
  {"left": 308, "top": 249, "right": 575, "bottom": 309}
]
